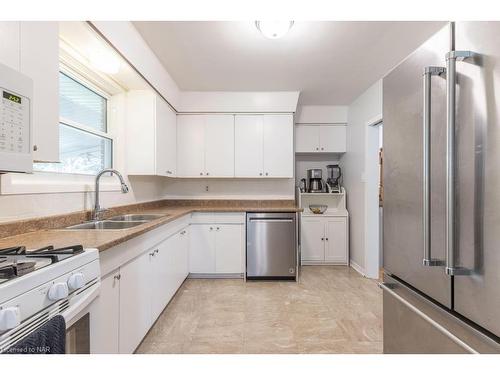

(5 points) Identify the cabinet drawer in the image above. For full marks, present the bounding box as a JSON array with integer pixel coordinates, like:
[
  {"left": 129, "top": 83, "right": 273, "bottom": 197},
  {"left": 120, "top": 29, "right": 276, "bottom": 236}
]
[{"left": 191, "top": 212, "right": 245, "bottom": 224}]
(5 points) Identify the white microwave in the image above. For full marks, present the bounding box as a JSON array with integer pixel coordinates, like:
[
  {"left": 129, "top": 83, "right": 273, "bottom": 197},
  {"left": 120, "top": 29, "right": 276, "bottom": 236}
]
[{"left": 0, "top": 62, "right": 33, "bottom": 173}]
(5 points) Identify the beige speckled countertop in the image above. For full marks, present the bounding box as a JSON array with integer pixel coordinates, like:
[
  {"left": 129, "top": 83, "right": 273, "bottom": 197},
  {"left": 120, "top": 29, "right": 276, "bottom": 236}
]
[{"left": 0, "top": 201, "right": 301, "bottom": 252}]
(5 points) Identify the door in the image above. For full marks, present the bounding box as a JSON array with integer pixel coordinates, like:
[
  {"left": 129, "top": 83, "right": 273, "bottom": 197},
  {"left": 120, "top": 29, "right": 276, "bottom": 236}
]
[
  {"left": 296, "top": 125, "right": 320, "bottom": 152},
  {"left": 177, "top": 115, "right": 205, "bottom": 177},
  {"left": 452, "top": 22, "right": 500, "bottom": 338},
  {"left": 301, "top": 217, "right": 325, "bottom": 261},
  {"left": 235, "top": 115, "right": 264, "bottom": 177},
  {"left": 0, "top": 22, "right": 20, "bottom": 70},
  {"left": 189, "top": 224, "right": 216, "bottom": 273},
  {"left": 320, "top": 125, "right": 346, "bottom": 152},
  {"left": 119, "top": 251, "right": 152, "bottom": 353},
  {"left": 325, "top": 218, "right": 347, "bottom": 263},
  {"left": 151, "top": 239, "right": 176, "bottom": 321},
  {"left": 89, "top": 271, "right": 120, "bottom": 354},
  {"left": 20, "top": 22, "right": 59, "bottom": 162},
  {"left": 263, "top": 114, "right": 294, "bottom": 177},
  {"left": 205, "top": 115, "right": 234, "bottom": 177},
  {"left": 215, "top": 224, "right": 243, "bottom": 273},
  {"left": 383, "top": 24, "right": 452, "bottom": 307},
  {"left": 156, "top": 97, "right": 176, "bottom": 177}
]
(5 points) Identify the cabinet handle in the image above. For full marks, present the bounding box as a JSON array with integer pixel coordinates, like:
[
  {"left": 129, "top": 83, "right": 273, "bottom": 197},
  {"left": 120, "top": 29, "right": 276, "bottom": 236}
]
[
  {"left": 33, "top": 145, "right": 38, "bottom": 151},
  {"left": 265, "top": 172, "right": 269, "bottom": 176},
  {"left": 113, "top": 274, "right": 121, "bottom": 281},
  {"left": 200, "top": 172, "right": 203, "bottom": 176},
  {"left": 166, "top": 170, "right": 172, "bottom": 174},
  {"left": 316, "top": 147, "right": 319, "bottom": 151},
  {"left": 321, "top": 147, "right": 324, "bottom": 150},
  {"left": 210, "top": 227, "right": 213, "bottom": 231},
  {"left": 216, "top": 227, "right": 220, "bottom": 231},
  {"left": 154, "top": 249, "right": 159, "bottom": 254},
  {"left": 321, "top": 238, "right": 324, "bottom": 241},
  {"left": 259, "top": 172, "right": 263, "bottom": 176},
  {"left": 326, "top": 238, "right": 329, "bottom": 241},
  {"left": 206, "top": 172, "right": 210, "bottom": 176},
  {"left": 180, "top": 230, "right": 186, "bottom": 235}
]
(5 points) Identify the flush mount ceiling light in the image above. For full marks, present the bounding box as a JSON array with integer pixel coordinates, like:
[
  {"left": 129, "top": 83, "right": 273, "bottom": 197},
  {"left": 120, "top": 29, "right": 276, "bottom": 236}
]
[
  {"left": 89, "top": 49, "right": 122, "bottom": 74},
  {"left": 255, "top": 21, "right": 294, "bottom": 39}
]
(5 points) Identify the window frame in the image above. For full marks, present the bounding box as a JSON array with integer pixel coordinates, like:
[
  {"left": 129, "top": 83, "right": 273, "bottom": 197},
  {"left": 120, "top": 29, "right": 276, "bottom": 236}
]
[{"left": 34, "top": 65, "right": 115, "bottom": 175}]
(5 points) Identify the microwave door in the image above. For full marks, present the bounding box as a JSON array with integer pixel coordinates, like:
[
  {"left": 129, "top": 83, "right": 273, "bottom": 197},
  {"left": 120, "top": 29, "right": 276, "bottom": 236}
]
[
  {"left": 383, "top": 23, "right": 452, "bottom": 308},
  {"left": 452, "top": 21, "right": 500, "bottom": 338}
]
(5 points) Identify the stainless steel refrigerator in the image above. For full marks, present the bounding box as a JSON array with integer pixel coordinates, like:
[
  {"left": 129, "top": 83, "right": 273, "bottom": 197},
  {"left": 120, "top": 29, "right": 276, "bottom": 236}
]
[{"left": 382, "top": 22, "right": 500, "bottom": 353}]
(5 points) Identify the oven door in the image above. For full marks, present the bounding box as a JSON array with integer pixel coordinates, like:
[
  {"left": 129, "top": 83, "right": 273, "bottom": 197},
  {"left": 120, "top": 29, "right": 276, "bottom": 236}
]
[
  {"left": 0, "top": 280, "right": 100, "bottom": 354},
  {"left": 64, "top": 281, "right": 100, "bottom": 354}
]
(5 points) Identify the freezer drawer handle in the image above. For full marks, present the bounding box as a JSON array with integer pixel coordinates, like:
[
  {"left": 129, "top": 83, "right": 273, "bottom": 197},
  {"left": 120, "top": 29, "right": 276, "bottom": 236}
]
[
  {"left": 422, "top": 66, "right": 446, "bottom": 267},
  {"left": 379, "top": 282, "right": 478, "bottom": 354},
  {"left": 445, "top": 50, "right": 476, "bottom": 276}
]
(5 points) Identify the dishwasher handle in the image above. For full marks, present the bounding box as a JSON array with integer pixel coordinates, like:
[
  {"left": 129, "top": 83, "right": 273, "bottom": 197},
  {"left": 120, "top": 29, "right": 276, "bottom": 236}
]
[{"left": 248, "top": 218, "right": 294, "bottom": 223}]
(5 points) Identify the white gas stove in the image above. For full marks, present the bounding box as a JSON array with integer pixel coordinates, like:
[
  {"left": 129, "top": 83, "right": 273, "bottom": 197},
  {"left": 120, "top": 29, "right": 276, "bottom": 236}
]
[{"left": 0, "top": 245, "right": 100, "bottom": 353}]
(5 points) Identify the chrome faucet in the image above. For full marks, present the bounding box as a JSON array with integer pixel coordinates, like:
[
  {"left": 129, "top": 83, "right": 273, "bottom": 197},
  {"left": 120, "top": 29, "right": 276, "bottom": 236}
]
[{"left": 92, "top": 168, "right": 129, "bottom": 221}]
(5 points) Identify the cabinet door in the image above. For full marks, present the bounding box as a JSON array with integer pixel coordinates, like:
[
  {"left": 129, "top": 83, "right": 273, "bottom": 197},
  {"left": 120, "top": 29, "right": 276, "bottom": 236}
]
[
  {"left": 189, "top": 224, "right": 216, "bottom": 273},
  {"left": 156, "top": 97, "right": 177, "bottom": 177},
  {"left": 151, "top": 238, "right": 176, "bottom": 322},
  {"left": 0, "top": 22, "right": 20, "bottom": 70},
  {"left": 234, "top": 115, "right": 264, "bottom": 177},
  {"left": 89, "top": 271, "right": 120, "bottom": 354},
  {"left": 177, "top": 115, "right": 205, "bottom": 177},
  {"left": 20, "top": 22, "right": 59, "bottom": 162},
  {"left": 301, "top": 217, "right": 325, "bottom": 261},
  {"left": 176, "top": 227, "right": 190, "bottom": 286},
  {"left": 205, "top": 115, "right": 234, "bottom": 177},
  {"left": 215, "top": 225, "right": 243, "bottom": 273},
  {"left": 325, "top": 218, "right": 348, "bottom": 263},
  {"left": 119, "top": 251, "right": 152, "bottom": 354},
  {"left": 263, "top": 114, "right": 294, "bottom": 177},
  {"left": 296, "top": 125, "right": 320, "bottom": 152},
  {"left": 319, "top": 125, "right": 346, "bottom": 153}
]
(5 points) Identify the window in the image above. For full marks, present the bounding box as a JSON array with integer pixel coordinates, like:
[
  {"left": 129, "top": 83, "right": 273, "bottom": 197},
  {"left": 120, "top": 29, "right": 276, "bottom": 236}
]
[{"left": 35, "top": 71, "right": 113, "bottom": 175}]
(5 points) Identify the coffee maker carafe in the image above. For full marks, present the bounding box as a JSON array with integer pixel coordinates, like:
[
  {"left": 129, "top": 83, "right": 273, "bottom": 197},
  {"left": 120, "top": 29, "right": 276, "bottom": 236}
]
[{"left": 307, "top": 169, "right": 324, "bottom": 193}]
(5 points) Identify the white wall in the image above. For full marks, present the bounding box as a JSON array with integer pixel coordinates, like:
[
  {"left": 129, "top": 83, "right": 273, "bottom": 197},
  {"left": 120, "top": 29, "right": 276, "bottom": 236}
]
[
  {"left": 341, "top": 80, "right": 382, "bottom": 277},
  {"left": 295, "top": 105, "right": 347, "bottom": 123},
  {"left": 162, "top": 178, "right": 295, "bottom": 200}
]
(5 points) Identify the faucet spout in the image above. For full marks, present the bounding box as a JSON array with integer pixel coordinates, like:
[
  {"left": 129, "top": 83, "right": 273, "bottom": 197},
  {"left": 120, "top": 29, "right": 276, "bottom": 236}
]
[{"left": 93, "top": 168, "right": 129, "bottom": 221}]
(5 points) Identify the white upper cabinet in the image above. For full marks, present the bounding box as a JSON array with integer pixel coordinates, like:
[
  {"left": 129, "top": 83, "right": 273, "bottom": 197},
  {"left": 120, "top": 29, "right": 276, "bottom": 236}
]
[
  {"left": 295, "top": 124, "right": 346, "bottom": 153},
  {"left": 234, "top": 115, "right": 264, "bottom": 177},
  {"left": 0, "top": 22, "right": 59, "bottom": 162},
  {"left": 20, "top": 22, "right": 59, "bottom": 162},
  {"left": 177, "top": 114, "right": 235, "bottom": 177},
  {"left": 126, "top": 90, "right": 177, "bottom": 177},
  {"left": 177, "top": 115, "right": 206, "bottom": 177},
  {"left": 263, "top": 114, "right": 294, "bottom": 177},
  {"left": 0, "top": 22, "right": 20, "bottom": 70},
  {"left": 204, "top": 115, "right": 234, "bottom": 177},
  {"left": 235, "top": 114, "right": 293, "bottom": 178}
]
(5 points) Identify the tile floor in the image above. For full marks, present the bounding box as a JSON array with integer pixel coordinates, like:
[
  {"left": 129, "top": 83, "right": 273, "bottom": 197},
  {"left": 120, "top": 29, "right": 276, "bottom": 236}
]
[{"left": 137, "top": 266, "right": 383, "bottom": 354}]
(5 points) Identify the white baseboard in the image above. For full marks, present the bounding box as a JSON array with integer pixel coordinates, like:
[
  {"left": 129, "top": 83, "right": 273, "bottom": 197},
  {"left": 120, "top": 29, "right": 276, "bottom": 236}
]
[{"left": 350, "top": 260, "right": 366, "bottom": 276}]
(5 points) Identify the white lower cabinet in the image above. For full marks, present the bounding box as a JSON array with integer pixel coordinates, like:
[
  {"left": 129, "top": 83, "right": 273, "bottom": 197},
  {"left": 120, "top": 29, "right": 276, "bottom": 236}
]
[
  {"left": 119, "top": 250, "right": 153, "bottom": 354},
  {"left": 89, "top": 270, "right": 120, "bottom": 354},
  {"left": 189, "top": 223, "right": 244, "bottom": 275},
  {"left": 91, "top": 225, "right": 190, "bottom": 354},
  {"left": 301, "top": 216, "right": 348, "bottom": 264}
]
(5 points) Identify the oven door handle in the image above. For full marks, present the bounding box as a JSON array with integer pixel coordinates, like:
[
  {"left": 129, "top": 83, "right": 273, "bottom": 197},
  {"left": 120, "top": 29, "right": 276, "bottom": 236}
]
[{"left": 63, "top": 280, "right": 100, "bottom": 327}]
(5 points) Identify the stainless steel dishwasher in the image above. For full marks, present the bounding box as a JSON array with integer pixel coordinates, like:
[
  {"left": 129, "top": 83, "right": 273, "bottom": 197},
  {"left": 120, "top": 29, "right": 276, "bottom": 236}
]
[{"left": 246, "top": 212, "right": 297, "bottom": 280}]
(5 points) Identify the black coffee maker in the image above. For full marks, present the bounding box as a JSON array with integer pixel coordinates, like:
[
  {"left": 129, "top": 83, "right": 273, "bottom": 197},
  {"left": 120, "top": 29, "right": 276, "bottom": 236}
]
[{"left": 306, "top": 169, "right": 324, "bottom": 193}]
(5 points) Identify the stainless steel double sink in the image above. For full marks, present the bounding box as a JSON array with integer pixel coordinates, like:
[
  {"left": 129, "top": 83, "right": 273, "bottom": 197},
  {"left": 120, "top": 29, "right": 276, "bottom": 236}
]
[{"left": 65, "top": 214, "right": 166, "bottom": 230}]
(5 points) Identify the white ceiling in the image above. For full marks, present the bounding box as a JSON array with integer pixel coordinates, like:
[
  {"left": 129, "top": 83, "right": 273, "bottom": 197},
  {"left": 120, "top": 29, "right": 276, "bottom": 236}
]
[{"left": 133, "top": 21, "right": 446, "bottom": 105}]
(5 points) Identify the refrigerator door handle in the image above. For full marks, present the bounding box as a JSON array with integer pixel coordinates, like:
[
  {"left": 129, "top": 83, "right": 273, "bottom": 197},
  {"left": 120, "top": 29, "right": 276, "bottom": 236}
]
[
  {"left": 422, "top": 66, "right": 446, "bottom": 267},
  {"left": 445, "top": 50, "right": 476, "bottom": 276},
  {"left": 379, "top": 282, "right": 479, "bottom": 354}
]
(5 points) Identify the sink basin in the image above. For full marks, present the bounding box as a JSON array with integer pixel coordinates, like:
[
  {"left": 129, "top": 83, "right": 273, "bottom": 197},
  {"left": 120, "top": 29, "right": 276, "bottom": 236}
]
[
  {"left": 66, "top": 220, "right": 146, "bottom": 230},
  {"left": 107, "top": 214, "right": 165, "bottom": 222}
]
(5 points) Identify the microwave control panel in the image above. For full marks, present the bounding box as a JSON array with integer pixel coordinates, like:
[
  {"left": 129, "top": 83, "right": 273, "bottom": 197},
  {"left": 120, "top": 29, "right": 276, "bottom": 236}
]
[
  {"left": 1, "top": 89, "right": 30, "bottom": 155},
  {"left": 0, "top": 61, "right": 33, "bottom": 173}
]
